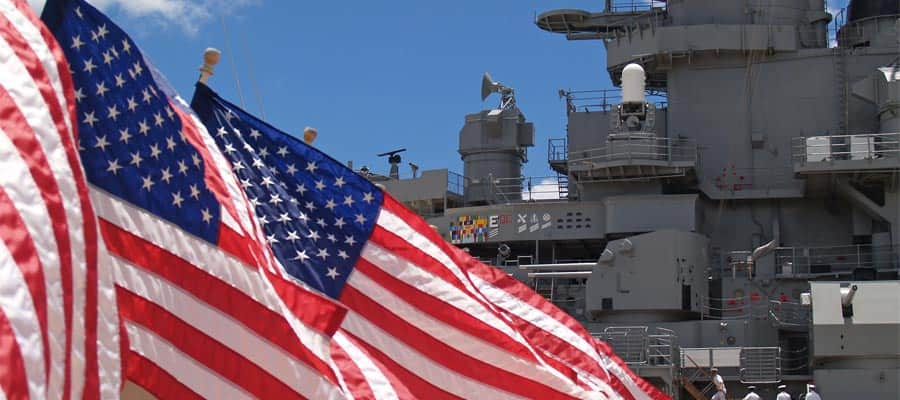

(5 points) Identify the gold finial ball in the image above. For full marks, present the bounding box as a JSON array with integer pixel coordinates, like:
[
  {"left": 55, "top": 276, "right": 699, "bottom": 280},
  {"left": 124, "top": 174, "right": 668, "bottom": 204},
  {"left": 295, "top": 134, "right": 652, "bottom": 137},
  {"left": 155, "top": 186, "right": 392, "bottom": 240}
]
[
  {"left": 203, "top": 48, "right": 221, "bottom": 67},
  {"left": 303, "top": 126, "right": 318, "bottom": 144}
]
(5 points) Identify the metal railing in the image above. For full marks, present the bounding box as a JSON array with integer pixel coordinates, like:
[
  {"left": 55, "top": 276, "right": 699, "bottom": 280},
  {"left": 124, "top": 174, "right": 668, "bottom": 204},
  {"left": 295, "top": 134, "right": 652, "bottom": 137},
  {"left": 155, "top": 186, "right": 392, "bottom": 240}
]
[
  {"left": 768, "top": 300, "right": 811, "bottom": 327},
  {"left": 828, "top": 6, "right": 846, "bottom": 47},
  {"left": 835, "top": 11, "right": 900, "bottom": 47},
  {"left": 700, "top": 295, "right": 770, "bottom": 321},
  {"left": 548, "top": 138, "right": 567, "bottom": 162},
  {"left": 608, "top": 0, "right": 667, "bottom": 13},
  {"left": 682, "top": 347, "right": 782, "bottom": 384},
  {"left": 647, "top": 327, "right": 677, "bottom": 367},
  {"left": 491, "top": 176, "right": 565, "bottom": 202},
  {"left": 740, "top": 347, "right": 781, "bottom": 384},
  {"left": 780, "top": 346, "right": 810, "bottom": 376},
  {"left": 567, "top": 136, "right": 696, "bottom": 168},
  {"left": 775, "top": 244, "right": 899, "bottom": 277},
  {"left": 791, "top": 132, "right": 900, "bottom": 164},
  {"left": 447, "top": 171, "right": 467, "bottom": 196},
  {"left": 593, "top": 327, "right": 677, "bottom": 366},
  {"left": 559, "top": 89, "right": 667, "bottom": 113},
  {"left": 681, "top": 347, "right": 742, "bottom": 369}
]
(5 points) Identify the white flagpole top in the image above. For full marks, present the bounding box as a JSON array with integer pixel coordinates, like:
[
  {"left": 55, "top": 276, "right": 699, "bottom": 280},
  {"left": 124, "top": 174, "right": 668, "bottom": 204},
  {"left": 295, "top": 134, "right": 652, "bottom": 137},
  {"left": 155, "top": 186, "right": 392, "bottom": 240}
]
[{"left": 199, "top": 47, "right": 221, "bottom": 84}]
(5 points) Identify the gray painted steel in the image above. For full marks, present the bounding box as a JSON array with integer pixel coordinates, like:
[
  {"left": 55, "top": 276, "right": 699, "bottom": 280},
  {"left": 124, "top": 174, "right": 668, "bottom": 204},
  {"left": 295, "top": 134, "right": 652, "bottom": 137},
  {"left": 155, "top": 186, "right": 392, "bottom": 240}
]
[{"left": 374, "top": 1, "right": 900, "bottom": 398}]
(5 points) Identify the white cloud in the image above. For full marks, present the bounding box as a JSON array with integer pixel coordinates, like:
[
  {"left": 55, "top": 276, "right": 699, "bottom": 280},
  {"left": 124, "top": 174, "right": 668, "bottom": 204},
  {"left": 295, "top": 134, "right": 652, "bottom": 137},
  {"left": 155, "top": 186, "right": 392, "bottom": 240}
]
[
  {"left": 29, "top": 0, "right": 257, "bottom": 35},
  {"left": 522, "top": 178, "right": 562, "bottom": 201}
]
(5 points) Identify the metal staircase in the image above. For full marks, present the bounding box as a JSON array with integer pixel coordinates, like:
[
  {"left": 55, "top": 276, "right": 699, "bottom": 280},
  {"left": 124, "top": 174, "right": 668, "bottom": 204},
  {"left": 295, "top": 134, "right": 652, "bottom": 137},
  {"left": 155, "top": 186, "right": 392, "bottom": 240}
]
[
  {"left": 680, "top": 375, "right": 707, "bottom": 400},
  {"left": 556, "top": 173, "right": 570, "bottom": 199}
]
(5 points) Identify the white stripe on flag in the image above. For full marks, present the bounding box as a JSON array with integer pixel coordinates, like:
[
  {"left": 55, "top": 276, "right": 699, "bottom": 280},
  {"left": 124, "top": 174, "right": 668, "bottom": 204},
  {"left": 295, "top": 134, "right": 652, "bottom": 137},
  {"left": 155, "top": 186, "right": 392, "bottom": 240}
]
[
  {"left": 347, "top": 269, "right": 586, "bottom": 398},
  {"left": 95, "top": 246, "right": 121, "bottom": 400},
  {"left": 0, "top": 127, "right": 55, "bottom": 395},
  {"left": 341, "top": 311, "right": 527, "bottom": 400},
  {"left": 359, "top": 242, "right": 523, "bottom": 342},
  {"left": 333, "top": 331, "right": 400, "bottom": 400},
  {"left": 0, "top": 237, "right": 45, "bottom": 400},
  {"left": 0, "top": 21, "right": 88, "bottom": 398},
  {"left": 123, "top": 322, "right": 253, "bottom": 400},
  {"left": 112, "top": 255, "right": 344, "bottom": 400},
  {"left": 91, "top": 190, "right": 335, "bottom": 377}
]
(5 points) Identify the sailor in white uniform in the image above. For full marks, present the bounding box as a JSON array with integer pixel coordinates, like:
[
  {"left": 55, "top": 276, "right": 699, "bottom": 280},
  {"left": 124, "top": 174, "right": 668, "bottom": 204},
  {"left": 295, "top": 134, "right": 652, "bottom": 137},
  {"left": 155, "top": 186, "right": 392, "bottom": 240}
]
[
  {"left": 710, "top": 367, "right": 725, "bottom": 394},
  {"left": 804, "top": 384, "right": 822, "bottom": 400},
  {"left": 742, "top": 385, "right": 761, "bottom": 400},
  {"left": 776, "top": 384, "right": 792, "bottom": 400},
  {"left": 711, "top": 389, "right": 726, "bottom": 400}
]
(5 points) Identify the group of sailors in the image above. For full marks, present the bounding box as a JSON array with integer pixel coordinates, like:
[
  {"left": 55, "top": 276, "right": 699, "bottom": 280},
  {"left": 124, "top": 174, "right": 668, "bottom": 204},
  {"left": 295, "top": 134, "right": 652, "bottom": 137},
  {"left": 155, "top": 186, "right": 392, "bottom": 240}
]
[{"left": 709, "top": 368, "right": 822, "bottom": 400}]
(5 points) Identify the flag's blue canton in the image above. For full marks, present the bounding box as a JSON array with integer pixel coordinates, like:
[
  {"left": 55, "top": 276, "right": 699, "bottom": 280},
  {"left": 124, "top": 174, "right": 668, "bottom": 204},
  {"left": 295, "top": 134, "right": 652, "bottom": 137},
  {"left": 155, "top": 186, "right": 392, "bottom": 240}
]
[
  {"left": 191, "top": 84, "right": 383, "bottom": 298},
  {"left": 49, "top": 0, "right": 220, "bottom": 243}
]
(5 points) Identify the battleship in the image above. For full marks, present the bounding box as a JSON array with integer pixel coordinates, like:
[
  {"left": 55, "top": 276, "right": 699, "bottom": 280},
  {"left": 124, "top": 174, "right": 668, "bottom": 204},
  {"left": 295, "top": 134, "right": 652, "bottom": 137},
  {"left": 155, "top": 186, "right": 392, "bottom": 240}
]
[{"left": 366, "top": 0, "right": 900, "bottom": 399}]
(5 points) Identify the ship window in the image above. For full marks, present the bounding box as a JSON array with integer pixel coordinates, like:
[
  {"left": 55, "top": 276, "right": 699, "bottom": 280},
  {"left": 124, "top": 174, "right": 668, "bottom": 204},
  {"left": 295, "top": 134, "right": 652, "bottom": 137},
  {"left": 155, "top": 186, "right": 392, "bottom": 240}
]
[
  {"left": 575, "top": 212, "right": 582, "bottom": 216},
  {"left": 566, "top": 212, "right": 573, "bottom": 216}
]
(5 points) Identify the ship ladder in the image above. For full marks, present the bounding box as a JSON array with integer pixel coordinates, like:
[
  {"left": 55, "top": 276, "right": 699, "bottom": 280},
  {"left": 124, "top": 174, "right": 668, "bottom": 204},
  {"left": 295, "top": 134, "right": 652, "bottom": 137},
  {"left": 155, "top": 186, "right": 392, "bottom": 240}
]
[
  {"left": 681, "top": 354, "right": 716, "bottom": 400},
  {"left": 556, "top": 173, "right": 570, "bottom": 199}
]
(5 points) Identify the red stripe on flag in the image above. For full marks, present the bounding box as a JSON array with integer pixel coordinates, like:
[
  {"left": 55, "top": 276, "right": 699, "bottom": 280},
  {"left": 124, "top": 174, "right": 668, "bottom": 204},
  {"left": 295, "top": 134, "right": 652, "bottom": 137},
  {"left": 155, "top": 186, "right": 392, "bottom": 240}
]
[
  {"left": 117, "top": 288, "right": 308, "bottom": 399},
  {"left": 98, "top": 220, "right": 339, "bottom": 383},
  {"left": 506, "top": 314, "right": 626, "bottom": 398},
  {"left": 263, "top": 266, "right": 346, "bottom": 337},
  {"left": 170, "top": 102, "right": 243, "bottom": 234},
  {"left": 123, "top": 351, "right": 203, "bottom": 400},
  {"left": 0, "top": 84, "right": 73, "bottom": 399},
  {"left": 341, "top": 285, "right": 577, "bottom": 400},
  {"left": 457, "top": 253, "right": 609, "bottom": 383},
  {"left": 341, "top": 330, "right": 463, "bottom": 400},
  {"left": 353, "top": 256, "right": 536, "bottom": 363},
  {"left": 331, "top": 338, "right": 376, "bottom": 400},
  {"left": 4, "top": 4, "right": 103, "bottom": 394},
  {"left": 594, "top": 339, "right": 671, "bottom": 400},
  {"left": 10, "top": 1, "right": 78, "bottom": 137},
  {"left": 0, "top": 187, "right": 50, "bottom": 379},
  {"left": 0, "top": 307, "right": 29, "bottom": 400},
  {"left": 454, "top": 236, "right": 669, "bottom": 400}
]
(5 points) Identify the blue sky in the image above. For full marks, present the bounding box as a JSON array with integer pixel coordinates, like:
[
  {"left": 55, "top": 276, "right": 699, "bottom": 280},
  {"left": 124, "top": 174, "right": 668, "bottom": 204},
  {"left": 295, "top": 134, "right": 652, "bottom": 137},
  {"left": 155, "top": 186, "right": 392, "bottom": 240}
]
[{"left": 32, "top": 0, "right": 850, "bottom": 179}]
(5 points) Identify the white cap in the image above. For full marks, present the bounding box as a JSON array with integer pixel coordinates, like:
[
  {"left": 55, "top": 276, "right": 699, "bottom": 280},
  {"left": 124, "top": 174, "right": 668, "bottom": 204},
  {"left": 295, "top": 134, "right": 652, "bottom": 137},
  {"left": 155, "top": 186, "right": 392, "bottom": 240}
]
[{"left": 778, "top": 384, "right": 787, "bottom": 389}]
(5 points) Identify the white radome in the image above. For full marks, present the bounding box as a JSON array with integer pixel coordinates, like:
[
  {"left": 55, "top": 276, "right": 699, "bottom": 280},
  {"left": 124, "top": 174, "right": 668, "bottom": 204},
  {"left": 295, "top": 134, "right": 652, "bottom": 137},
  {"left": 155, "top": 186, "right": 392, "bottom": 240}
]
[{"left": 621, "top": 63, "right": 646, "bottom": 104}]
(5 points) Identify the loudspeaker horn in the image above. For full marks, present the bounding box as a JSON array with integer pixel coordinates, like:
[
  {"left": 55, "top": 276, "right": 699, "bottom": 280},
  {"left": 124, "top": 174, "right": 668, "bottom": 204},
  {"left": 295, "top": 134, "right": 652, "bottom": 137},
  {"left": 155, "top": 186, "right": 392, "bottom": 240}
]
[{"left": 481, "top": 72, "right": 498, "bottom": 101}]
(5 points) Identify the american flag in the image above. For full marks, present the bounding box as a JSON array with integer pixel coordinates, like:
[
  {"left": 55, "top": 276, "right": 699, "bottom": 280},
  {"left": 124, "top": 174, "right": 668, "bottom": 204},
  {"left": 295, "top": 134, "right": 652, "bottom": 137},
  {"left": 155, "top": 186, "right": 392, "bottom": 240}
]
[
  {"left": 192, "top": 80, "right": 666, "bottom": 399},
  {"left": 40, "top": 0, "right": 351, "bottom": 398},
  {"left": 0, "top": 0, "right": 118, "bottom": 398}
]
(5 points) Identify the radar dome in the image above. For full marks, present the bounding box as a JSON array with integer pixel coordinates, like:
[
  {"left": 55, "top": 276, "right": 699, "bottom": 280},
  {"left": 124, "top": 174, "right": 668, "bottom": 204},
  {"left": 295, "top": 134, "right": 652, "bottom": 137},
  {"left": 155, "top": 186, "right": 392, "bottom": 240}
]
[{"left": 621, "top": 63, "right": 646, "bottom": 104}]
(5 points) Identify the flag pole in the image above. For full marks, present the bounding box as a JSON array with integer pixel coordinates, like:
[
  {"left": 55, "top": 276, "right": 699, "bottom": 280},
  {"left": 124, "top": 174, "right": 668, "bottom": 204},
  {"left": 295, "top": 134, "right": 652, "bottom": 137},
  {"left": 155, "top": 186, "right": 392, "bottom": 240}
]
[
  {"left": 199, "top": 47, "right": 221, "bottom": 84},
  {"left": 200, "top": 47, "right": 318, "bottom": 146}
]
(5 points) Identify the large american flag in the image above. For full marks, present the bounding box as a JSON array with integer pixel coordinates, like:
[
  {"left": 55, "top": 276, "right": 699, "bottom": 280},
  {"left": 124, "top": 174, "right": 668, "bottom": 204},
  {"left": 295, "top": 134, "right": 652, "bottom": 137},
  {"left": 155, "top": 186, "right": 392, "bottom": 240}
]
[
  {"left": 191, "top": 80, "right": 669, "bottom": 399},
  {"left": 0, "top": 0, "right": 118, "bottom": 398},
  {"left": 39, "top": 0, "right": 352, "bottom": 398}
]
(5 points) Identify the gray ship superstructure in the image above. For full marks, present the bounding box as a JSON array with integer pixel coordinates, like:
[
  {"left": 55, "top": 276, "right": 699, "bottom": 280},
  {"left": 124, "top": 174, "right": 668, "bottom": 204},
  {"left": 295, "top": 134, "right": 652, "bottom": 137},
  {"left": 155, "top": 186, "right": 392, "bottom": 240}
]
[{"left": 372, "top": 1, "right": 899, "bottom": 398}]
